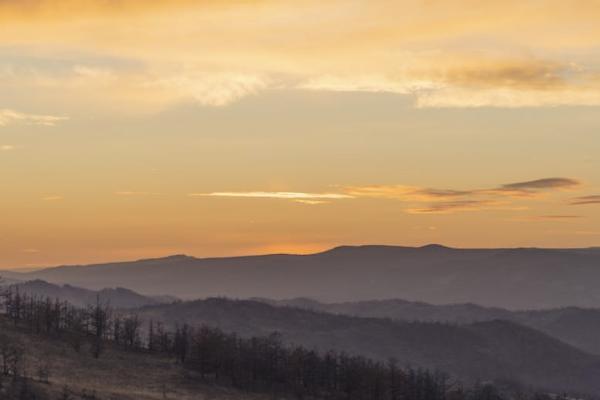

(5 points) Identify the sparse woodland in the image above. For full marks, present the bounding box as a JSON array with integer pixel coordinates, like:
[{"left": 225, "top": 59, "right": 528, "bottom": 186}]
[{"left": 0, "top": 284, "right": 567, "bottom": 400}]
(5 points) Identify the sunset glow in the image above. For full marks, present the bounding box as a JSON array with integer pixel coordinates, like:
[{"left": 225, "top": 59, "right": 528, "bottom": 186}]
[{"left": 1, "top": 0, "right": 600, "bottom": 268}]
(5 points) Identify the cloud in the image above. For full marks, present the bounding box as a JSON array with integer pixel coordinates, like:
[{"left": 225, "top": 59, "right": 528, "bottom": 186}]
[
  {"left": 2, "top": 1, "right": 600, "bottom": 110},
  {"left": 301, "top": 58, "right": 600, "bottom": 108},
  {"left": 345, "top": 178, "right": 578, "bottom": 201},
  {"left": 344, "top": 185, "right": 474, "bottom": 201},
  {"left": 0, "top": 109, "right": 68, "bottom": 127},
  {"left": 193, "top": 176, "right": 581, "bottom": 213},
  {"left": 73, "top": 65, "right": 115, "bottom": 82},
  {"left": 154, "top": 73, "right": 270, "bottom": 107},
  {"left": 501, "top": 178, "right": 580, "bottom": 190},
  {"left": 434, "top": 59, "right": 568, "bottom": 91},
  {"left": 488, "top": 178, "right": 581, "bottom": 197},
  {"left": 570, "top": 195, "right": 600, "bottom": 205},
  {"left": 405, "top": 200, "right": 501, "bottom": 214},
  {"left": 1, "top": 145, "right": 15, "bottom": 151},
  {"left": 294, "top": 200, "right": 330, "bottom": 205},
  {"left": 346, "top": 177, "right": 582, "bottom": 214},
  {"left": 298, "top": 75, "right": 438, "bottom": 95},
  {"left": 415, "top": 86, "right": 600, "bottom": 108},
  {"left": 190, "top": 191, "right": 354, "bottom": 200}
]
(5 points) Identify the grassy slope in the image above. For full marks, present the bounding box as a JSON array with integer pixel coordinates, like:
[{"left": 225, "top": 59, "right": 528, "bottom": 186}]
[{"left": 0, "top": 317, "right": 263, "bottom": 400}]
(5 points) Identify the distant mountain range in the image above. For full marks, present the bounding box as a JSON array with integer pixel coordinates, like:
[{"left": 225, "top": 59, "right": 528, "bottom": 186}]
[
  {"left": 133, "top": 297, "right": 600, "bottom": 396},
  {"left": 3, "top": 245, "right": 600, "bottom": 309}
]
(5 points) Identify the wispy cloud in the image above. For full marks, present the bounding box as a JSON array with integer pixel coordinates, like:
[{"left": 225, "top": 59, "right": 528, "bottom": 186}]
[
  {"left": 570, "top": 195, "right": 600, "bottom": 205},
  {"left": 154, "top": 73, "right": 270, "bottom": 107},
  {"left": 193, "top": 177, "right": 581, "bottom": 214},
  {"left": 405, "top": 200, "right": 502, "bottom": 214},
  {"left": 345, "top": 177, "right": 579, "bottom": 200},
  {"left": 491, "top": 178, "right": 580, "bottom": 197},
  {"left": 294, "top": 200, "right": 330, "bottom": 205},
  {"left": 3, "top": 1, "right": 600, "bottom": 110},
  {"left": 346, "top": 177, "right": 581, "bottom": 214},
  {"left": 344, "top": 185, "right": 474, "bottom": 201},
  {"left": 190, "top": 192, "right": 354, "bottom": 200},
  {"left": 0, "top": 109, "right": 68, "bottom": 127},
  {"left": 1, "top": 144, "right": 15, "bottom": 151}
]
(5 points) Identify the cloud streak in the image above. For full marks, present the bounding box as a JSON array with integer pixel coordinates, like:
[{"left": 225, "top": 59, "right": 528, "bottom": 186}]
[
  {"left": 346, "top": 177, "right": 579, "bottom": 201},
  {"left": 489, "top": 178, "right": 581, "bottom": 197},
  {"left": 190, "top": 192, "right": 354, "bottom": 200},
  {"left": 570, "top": 195, "right": 600, "bottom": 205},
  {"left": 405, "top": 200, "right": 502, "bottom": 215},
  {"left": 196, "top": 177, "right": 581, "bottom": 214},
  {"left": 346, "top": 177, "right": 581, "bottom": 214},
  {"left": 499, "top": 178, "right": 580, "bottom": 190},
  {"left": 0, "top": 109, "right": 68, "bottom": 127}
]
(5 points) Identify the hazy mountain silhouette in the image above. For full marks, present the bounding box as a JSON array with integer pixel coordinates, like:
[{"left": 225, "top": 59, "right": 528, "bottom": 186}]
[
  {"left": 4, "top": 245, "right": 600, "bottom": 309},
  {"left": 133, "top": 297, "right": 600, "bottom": 396},
  {"left": 2, "top": 279, "right": 175, "bottom": 308}
]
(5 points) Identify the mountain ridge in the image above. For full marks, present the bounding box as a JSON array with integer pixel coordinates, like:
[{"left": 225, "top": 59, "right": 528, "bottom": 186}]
[
  {"left": 6, "top": 243, "right": 600, "bottom": 273},
  {"left": 4, "top": 244, "right": 600, "bottom": 309}
]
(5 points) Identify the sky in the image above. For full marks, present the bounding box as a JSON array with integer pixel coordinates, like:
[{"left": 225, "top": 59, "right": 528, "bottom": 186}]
[{"left": 1, "top": 0, "right": 600, "bottom": 268}]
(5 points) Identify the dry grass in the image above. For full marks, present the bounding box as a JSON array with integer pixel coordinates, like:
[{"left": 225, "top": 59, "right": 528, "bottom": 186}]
[{"left": 1, "top": 320, "right": 267, "bottom": 400}]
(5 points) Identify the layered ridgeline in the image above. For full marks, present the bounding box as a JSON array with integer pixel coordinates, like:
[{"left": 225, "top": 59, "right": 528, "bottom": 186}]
[
  {"left": 7, "top": 279, "right": 600, "bottom": 356},
  {"left": 0, "top": 279, "right": 176, "bottom": 308},
  {"left": 258, "top": 298, "right": 600, "bottom": 355},
  {"left": 1, "top": 291, "right": 539, "bottom": 400},
  {"left": 3, "top": 280, "right": 600, "bottom": 396},
  {"left": 4, "top": 245, "right": 600, "bottom": 309},
  {"left": 132, "top": 297, "right": 600, "bottom": 396}
]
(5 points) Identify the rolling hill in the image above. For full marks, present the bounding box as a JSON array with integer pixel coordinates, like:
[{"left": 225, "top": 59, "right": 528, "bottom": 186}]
[
  {"left": 260, "top": 297, "right": 600, "bottom": 355},
  {"left": 1, "top": 279, "right": 176, "bottom": 308},
  {"left": 131, "top": 297, "right": 600, "bottom": 396}
]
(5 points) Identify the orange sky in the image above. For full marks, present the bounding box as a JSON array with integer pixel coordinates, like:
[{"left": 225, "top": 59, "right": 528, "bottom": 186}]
[{"left": 1, "top": 0, "right": 600, "bottom": 269}]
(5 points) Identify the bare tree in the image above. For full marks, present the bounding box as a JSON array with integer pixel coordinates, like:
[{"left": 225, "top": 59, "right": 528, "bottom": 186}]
[{"left": 88, "top": 295, "right": 111, "bottom": 359}]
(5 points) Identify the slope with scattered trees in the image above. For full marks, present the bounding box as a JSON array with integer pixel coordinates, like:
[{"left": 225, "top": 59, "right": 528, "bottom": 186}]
[
  {"left": 133, "top": 297, "right": 600, "bottom": 397},
  {"left": 0, "top": 286, "right": 578, "bottom": 400}
]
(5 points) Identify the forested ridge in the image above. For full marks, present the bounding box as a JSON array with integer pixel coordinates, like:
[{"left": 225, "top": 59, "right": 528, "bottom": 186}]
[{"left": 0, "top": 286, "right": 570, "bottom": 400}]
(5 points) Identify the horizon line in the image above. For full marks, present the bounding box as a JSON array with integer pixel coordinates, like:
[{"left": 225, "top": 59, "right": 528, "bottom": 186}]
[{"left": 3, "top": 243, "right": 600, "bottom": 273}]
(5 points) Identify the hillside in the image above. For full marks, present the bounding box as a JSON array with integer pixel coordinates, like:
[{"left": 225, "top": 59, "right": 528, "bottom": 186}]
[
  {"left": 4, "top": 245, "right": 600, "bottom": 309},
  {"left": 0, "top": 317, "right": 267, "bottom": 400},
  {"left": 0, "top": 301, "right": 527, "bottom": 400},
  {"left": 260, "top": 298, "right": 600, "bottom": 355},
  {"left": 131, "top": 297, "right": 600, "bottom": 396}
]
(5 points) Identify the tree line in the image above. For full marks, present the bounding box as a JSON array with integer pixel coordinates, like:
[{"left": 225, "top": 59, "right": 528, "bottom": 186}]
[{"left": 0, "top": 283, "right": 558, "bottom": 400}]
